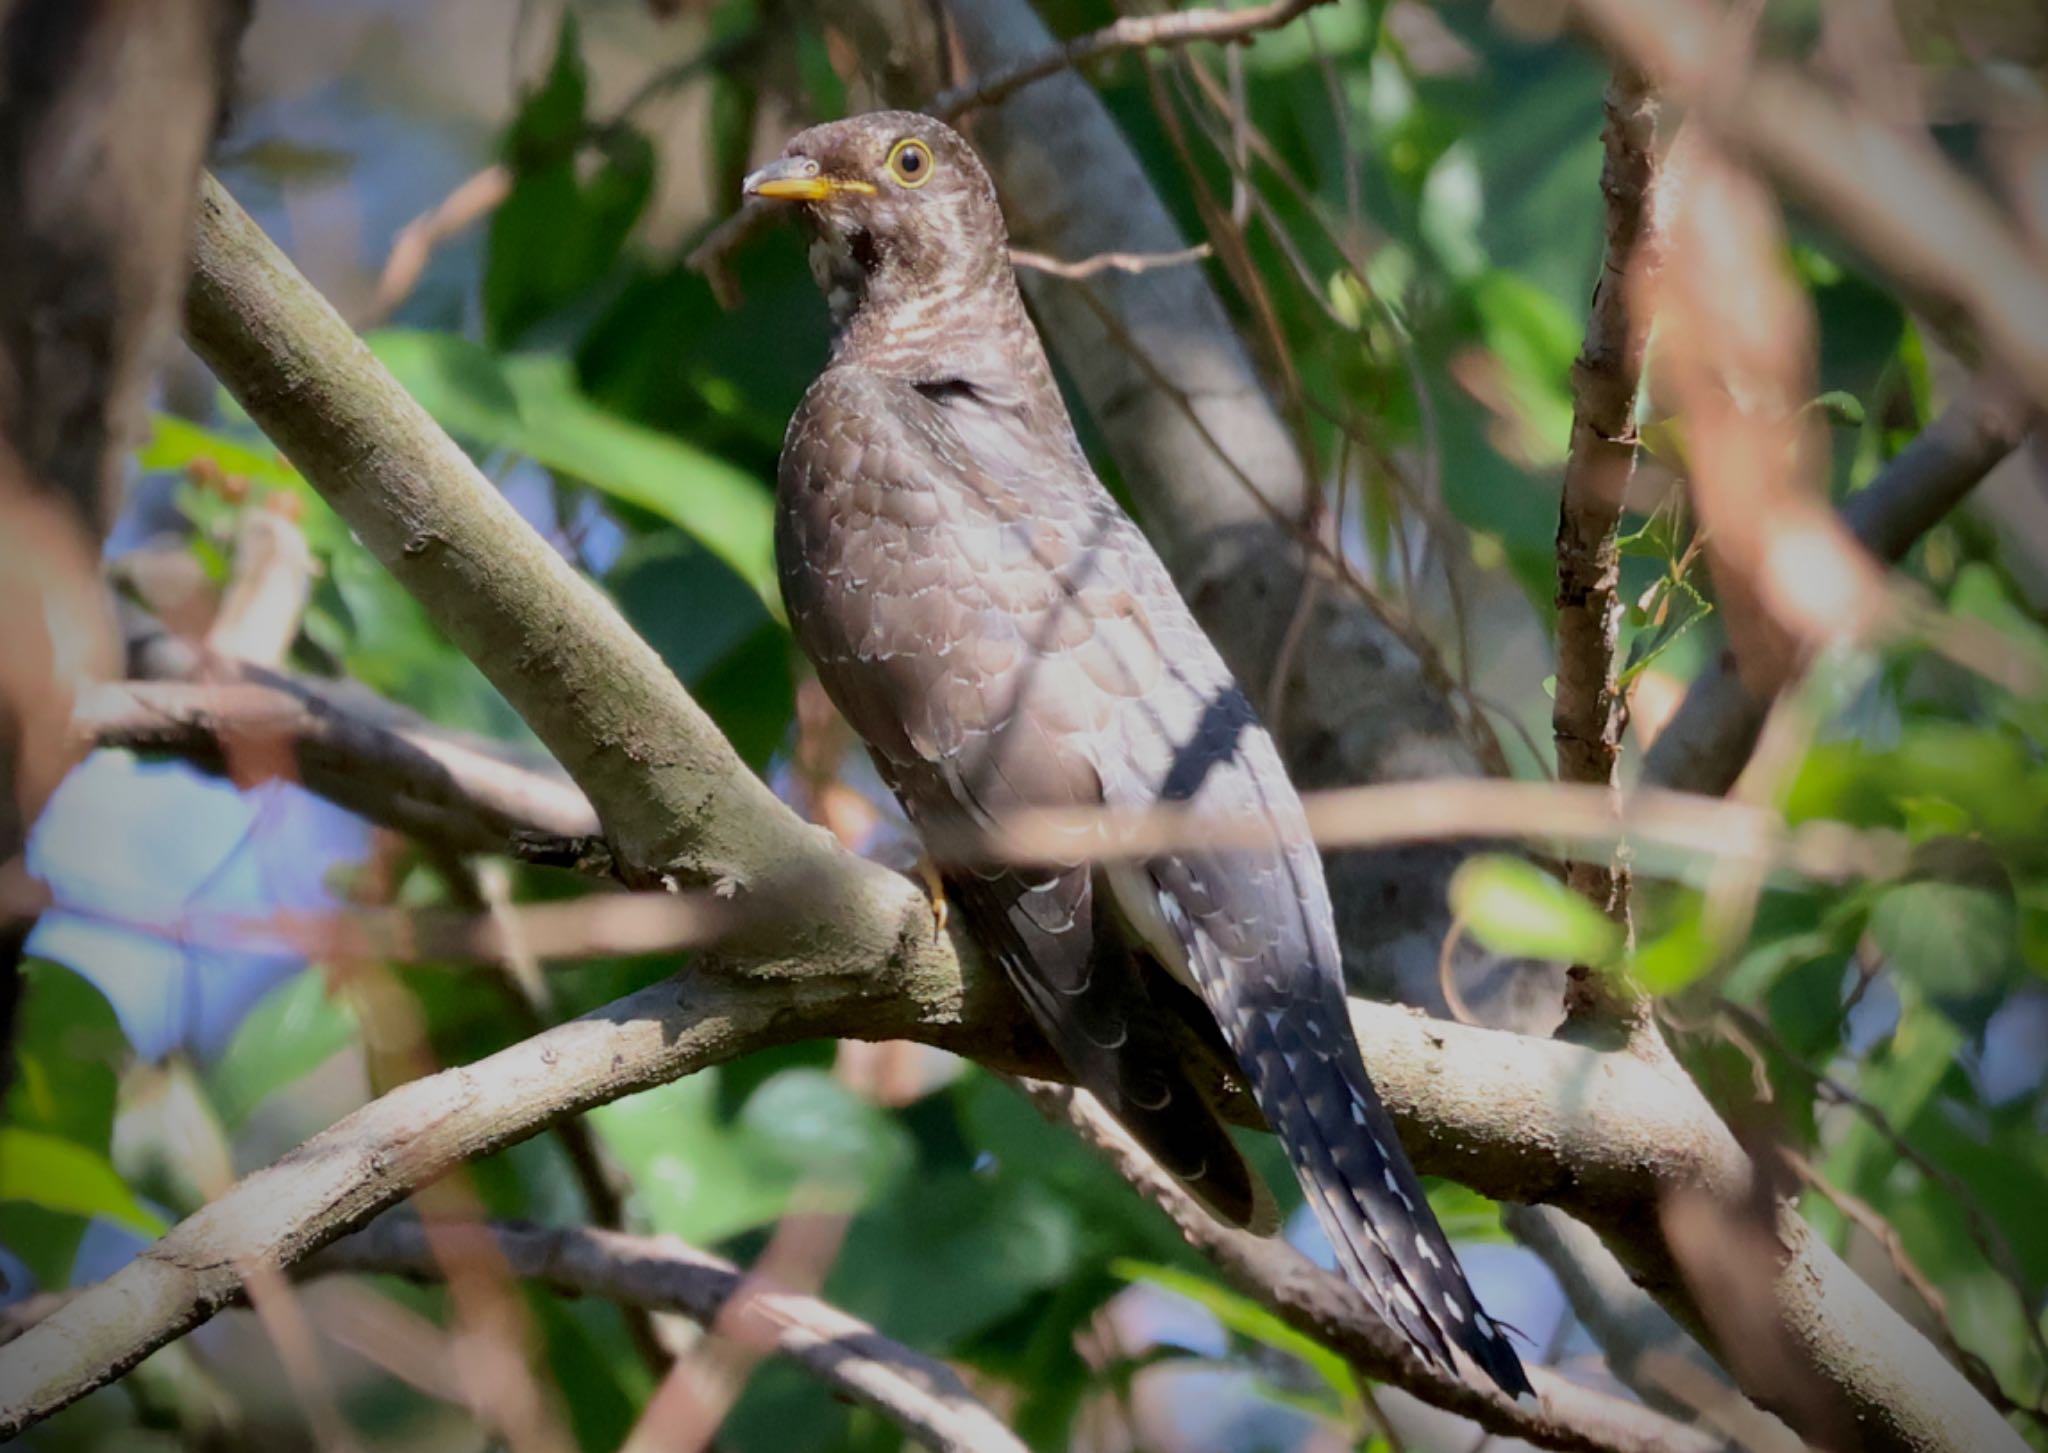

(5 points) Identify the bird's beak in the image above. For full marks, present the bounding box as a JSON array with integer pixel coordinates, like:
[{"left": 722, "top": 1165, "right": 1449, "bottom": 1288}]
[{"left": 742, "top": 154, "right": 874, "bottom": 203}]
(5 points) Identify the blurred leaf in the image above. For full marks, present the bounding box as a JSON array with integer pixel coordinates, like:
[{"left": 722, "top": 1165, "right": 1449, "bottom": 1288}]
[
  {"left": 0, "top": 961, "right": 129, "bottom": 1287},
  {"left": 1449, "top": 853, "right": 1622, "bottom": 967},
  {"left": 827, "top": 1171, "right": 1080, "bottom": 1348},
  {"left": 1821, "top": 1001, "right": 1963, "bottom": 1224},
  {"left": 735, "top": 1067, "right": 915, "bottom": 1201},
  {"left": 589, "top": 1075, "right": 790, "bottom": 1243},
  {"left": 1465, "top": 269, "right": 1577, "bottom": 463},
  {"left": 373, "top": 330, "right": 778, "bottom": 608},
  {"left": 589, "top": 1066, "right": 906, "bottom": 1245},
  {"left": 530, "top": 1292, "right": 642, "bottom": 1452},
  {"left": 1115, "top": 1260, "right": 1358, "bottom": 1419},
  {"left": 486, "top": 14, "right": 654, "bottom": 345},
  {"left": 203, "top": 970, "right": 358, "bottom": 1129},
  {"left": 0, "top": 1129, "right": 164, "bottom": 1236},
  {"left": 8, "top": 960, "right": 124, "bottom": 1148},
  {"left": 1423, "top": 1179, "right": 1511, "bottom": 1244},
  {"left": 1869, "top": 866, "right": 2021, "bottom": 1032},
  {"left": 1638, "top": 413, "right": 1691, "bottom": 473},
  {"left": 609, "top": 531, "right": 794, "bottom": 768},
  {"left": 1635, "top": 909, "right": 1714, "bottom": 996},
  {"left": 722, "top": 1359, "right": 862, "bottom": 1453}
]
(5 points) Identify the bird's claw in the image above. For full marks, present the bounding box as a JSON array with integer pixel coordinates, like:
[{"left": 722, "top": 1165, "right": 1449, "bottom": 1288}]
[{"left": 917, "top": 856, "right": 949, "bottom": 941}]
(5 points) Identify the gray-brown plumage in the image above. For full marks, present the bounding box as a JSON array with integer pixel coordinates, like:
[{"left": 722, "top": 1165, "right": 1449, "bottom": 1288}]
[{"left": 747, "top": 111, "right": 1530, "bottom": 1396}]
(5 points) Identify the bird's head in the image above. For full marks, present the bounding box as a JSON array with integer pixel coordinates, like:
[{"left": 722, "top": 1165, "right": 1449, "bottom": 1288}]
[{"left": 743, "top": 111, "right": 1011, "bottom": 329}]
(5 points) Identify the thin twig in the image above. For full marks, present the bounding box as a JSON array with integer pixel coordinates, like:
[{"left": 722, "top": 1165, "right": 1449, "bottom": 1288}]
[
  {"left": 1009, "top": 242, "right": 1212, "bottom": 280},
  {"left": 975, "top": 776, "right": 1911, "bottom": 886},
  {"left": 311, "top": 1215, "right": 1024, "bottom": 1453},
  {"left": 76, "top": 671, "right": 602, "bottom": 855},
  {"left": 1553, "top": 67, "right": 1663, "bottom": 1030},
  {"left": 1566, "top": 0, "right": 2048, "bottom": 413},
  {"left": 0, "top": 869, "right": 732, "bottom": 966},
  {"left": 931, "top": 0, "right": 1338, "bottom": 118},
  {"left": 368, "top": 165, "right": 513, "bottom": 324}
]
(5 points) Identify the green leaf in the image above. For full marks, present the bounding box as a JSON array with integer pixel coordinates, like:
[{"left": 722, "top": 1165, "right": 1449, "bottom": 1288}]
[
  {"left": 1465, "top": 268, "right": 1579, "bottom": 463},
  {"left": 589, "top": 1066, "right": 907, "bottom": 1246},
  {"left": 1, "top": 961, "right": 131, "bottom": 1286},
  {"left": 371, "top": 330, "right": 777, "bottom": 609},
  {"left": 0, "top": 1128, "right": 164, "bottom": 1236},
  {"left": 1805, "top": 389, "right": 1867, "bottom": 426},
  {"left": 734, "top": 1068, "right": 915, "bottom": 1201},
  {"left": 828, "top": 1172, "right": 1080, "bottom": 1349},
  {"left": 588, "top": 1075, "right": 787, "bottom": 1244},
  {"left": 204, "top": 971, "right": 358, "bottom": 1129},
  {"left": 529, "top": 1293, "right": 643, "bottom": 1452},
  {"left": 486, "top": 14, "right": 654, "bottom": 344},
  {"left": 1449, "top": 854, "right": 1623, "bottom": 967},
  {"left": 1868, "top": 866, "right": 2021, "bottom": 1026},
  {"left": 608, "top": 531, "right": 794, "bottom": 769},
  {"left": 8, "top": 960, "right": 125, "bottom": 1148}
]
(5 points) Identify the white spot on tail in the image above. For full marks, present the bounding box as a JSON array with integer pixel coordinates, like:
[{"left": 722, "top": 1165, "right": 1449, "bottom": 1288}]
[{"left": 1414, "top": 1232, "right": 1441, "bottom": 1267}]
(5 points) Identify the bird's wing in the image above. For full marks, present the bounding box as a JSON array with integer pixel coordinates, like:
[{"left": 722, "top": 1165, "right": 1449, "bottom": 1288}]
[
  {"left": 776, "top": 368, "right": 1274, "bottom": 1232},
  {"left": 1074, "top": 505, "right": 1534, "bottom": 1396}
]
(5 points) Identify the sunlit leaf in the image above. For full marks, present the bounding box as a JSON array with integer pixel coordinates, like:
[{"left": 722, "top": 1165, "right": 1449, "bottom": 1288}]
[
  {"left": 1449, "top": 853, "right": 1623, "bottom": 967},
  {"left": 372, "top": 330, "right": 778, "bottom": 608},
  {"left": 0, "top": 1129, "right": 164, "bottom": 1236},
  {"left": 204, "top": 970, "right": 359, "bottom": 1129}
]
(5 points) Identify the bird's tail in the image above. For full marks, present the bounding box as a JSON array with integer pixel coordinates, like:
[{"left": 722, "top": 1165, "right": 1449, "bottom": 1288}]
[{"left": 1227, "top": 983, "right": 1533, "bottom": 1397}]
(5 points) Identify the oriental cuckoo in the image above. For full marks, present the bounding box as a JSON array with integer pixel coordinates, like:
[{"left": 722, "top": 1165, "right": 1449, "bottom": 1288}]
[{"left": 747, "top": 111, "right": 1530, "bottom": 1396}]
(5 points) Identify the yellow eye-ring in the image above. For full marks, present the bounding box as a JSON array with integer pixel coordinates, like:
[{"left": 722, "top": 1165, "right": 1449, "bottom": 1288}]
[{"left": 886, "top": 137, "right": 935, "bottom": 188}]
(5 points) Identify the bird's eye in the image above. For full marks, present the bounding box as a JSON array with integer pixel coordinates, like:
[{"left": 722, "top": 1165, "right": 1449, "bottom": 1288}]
[{"left": 886, "top": 137, "right": 935, "bottom": 189}]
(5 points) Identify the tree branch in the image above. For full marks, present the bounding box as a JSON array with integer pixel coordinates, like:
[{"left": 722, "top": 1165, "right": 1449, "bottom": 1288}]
[
  {"left": 1644, "top": 383, "right": 2035, "bottom": 795},
  {"left": 1017, "top": 1081, "right": 1730, "bottom": 1453},
  {"left": 930, "top": 0, "right": 1337, "bottom": 120},
  {"left": 307, "top": 1215, "right": 1026, "bottom": 1453},
  {"left": 3, "top": 160, "right": 2017, "bottom": 1453},
  {"left": 1552, "top": 66, "right": 1662, "bottom": 1030},
  {"left": 182, "top": 172, "right": 810, "bottom": 901},
  {"left": 75, "top": 673, "right": 601, "bottom": 854},
  {"left": 1563, "top": 0, "right": 2048, "bottom": 415}
]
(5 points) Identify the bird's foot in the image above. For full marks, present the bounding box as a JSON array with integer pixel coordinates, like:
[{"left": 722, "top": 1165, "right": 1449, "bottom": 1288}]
[{"left": 916, "top": 856, "right": 949, "bottom": 941}]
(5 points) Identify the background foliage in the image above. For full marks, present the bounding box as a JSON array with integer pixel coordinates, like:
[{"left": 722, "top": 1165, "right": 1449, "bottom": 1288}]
[{"left": 6, "top": 1, "right": 2044, "bottom": 1449}]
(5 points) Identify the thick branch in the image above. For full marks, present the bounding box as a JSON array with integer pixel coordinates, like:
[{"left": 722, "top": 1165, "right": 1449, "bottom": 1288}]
[
  {"left": 308, "top": 1216, "right": 1025, "bottom": 1453},
  {"left": 1644, "top": 385, "right": 2035, "bottom": 794},
  {"left": 0, "top": 947, "right": 1697, "bottom": 1446},
  {"left": 182, "top": 172, "right": 808, "bottom": 900},
  {"left": 2, "top": 158, "right": 2008, "bottom": 1453}
]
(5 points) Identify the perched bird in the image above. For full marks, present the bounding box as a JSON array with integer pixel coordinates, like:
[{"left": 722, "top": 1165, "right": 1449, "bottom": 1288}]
[{"left": 746, "top": 110, "right": 1531, "bottom": 1396}]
